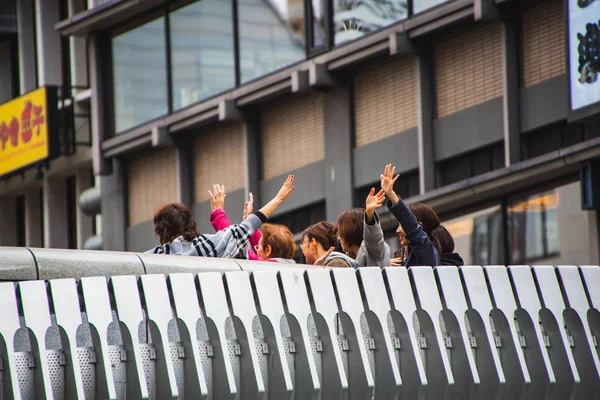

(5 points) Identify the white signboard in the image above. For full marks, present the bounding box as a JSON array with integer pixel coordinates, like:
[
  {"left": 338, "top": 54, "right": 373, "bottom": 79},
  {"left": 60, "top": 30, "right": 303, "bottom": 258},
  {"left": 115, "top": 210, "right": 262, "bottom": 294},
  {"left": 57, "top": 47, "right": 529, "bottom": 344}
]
[{"left": 569, "top": 0, "right": 600, "bottom": 110}]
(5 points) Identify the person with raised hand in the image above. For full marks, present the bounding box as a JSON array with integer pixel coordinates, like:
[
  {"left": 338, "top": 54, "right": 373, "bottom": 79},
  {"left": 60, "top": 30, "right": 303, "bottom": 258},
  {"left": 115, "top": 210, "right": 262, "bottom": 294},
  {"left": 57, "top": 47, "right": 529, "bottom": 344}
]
[
  {"left": 381, "top": 164, "right": 441, "bottom": 267},
  {"left": 149, "top": 175, "right": 295, "bottom": 258},
  {"left": 301, "top": 221, "right": 358, "bottom": 268},
  {"left": 335, "top": 186, "right": 391, "bottom": 267}
]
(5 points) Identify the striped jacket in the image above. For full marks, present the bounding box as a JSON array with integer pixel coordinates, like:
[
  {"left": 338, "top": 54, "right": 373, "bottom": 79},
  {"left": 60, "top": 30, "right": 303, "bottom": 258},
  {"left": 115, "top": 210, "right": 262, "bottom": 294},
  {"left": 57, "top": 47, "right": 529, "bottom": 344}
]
[{"left": 147, "top": 212, "right": 266, "bottom": 258}]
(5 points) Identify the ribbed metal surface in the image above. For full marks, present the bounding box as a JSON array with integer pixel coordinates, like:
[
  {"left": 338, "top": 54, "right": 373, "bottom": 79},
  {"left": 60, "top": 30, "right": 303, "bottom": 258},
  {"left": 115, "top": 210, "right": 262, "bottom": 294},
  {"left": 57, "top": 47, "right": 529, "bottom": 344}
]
[{"left": 0, "top": 263, "right": 598, "bottom": 399}]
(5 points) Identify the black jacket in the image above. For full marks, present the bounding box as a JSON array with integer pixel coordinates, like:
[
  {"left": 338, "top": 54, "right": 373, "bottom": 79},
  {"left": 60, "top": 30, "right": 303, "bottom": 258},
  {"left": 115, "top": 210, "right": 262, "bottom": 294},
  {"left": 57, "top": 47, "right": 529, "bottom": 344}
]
[{"left": 440, "top": 252, "right": 464, "bottom": 266}]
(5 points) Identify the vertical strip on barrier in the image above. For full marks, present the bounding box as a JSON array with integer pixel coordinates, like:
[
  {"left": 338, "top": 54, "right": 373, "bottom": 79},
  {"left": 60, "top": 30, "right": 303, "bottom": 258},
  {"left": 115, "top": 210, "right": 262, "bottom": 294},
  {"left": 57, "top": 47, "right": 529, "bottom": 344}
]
[
  {"left": 356, "top": 267, "right": 402, "bottom": 399},
  {"left": 80, "top": 277, "right": 119, "bottom": 400},
  {"left": 49, "top": 279, "right": 87, "bottom": 399},
  {"left": 251, "top": 270, "right": 295, "bottom": 399},
  {"left": 0, "top": 282, "right": 25, "bottom": 399},
  {"left": 329, "top": 268, "right": 375, "bottom": 399},
  {"left": 383, "top": 267, "right": 427, "bottom": 399},
  {"left": 223, "top": 271, "right": 266, "bottom": 399},
  {"left": 139, "top": 275, "right": 180, "bottom": 399},
  {"left": 18, "top": 281, "right": 56, "bottom": 399},
  {"left": 305, "top": 269, "right": 349, "bottom": 399},
  {"left": 168, "top": 273, "right": 210, "bottom": 399},
  {"left": 110, "top": 275, "right": 151, "bottom": 399},
  {"left": 277, "top": 269, "right": 321, "bottom": 399}
]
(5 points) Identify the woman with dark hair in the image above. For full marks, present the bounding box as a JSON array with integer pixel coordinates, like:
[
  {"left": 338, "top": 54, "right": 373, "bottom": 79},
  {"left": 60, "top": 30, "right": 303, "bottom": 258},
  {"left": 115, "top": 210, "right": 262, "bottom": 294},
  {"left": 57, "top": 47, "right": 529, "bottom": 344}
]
[
  {"left": 432, "top": 225, "right": 464, "bottom": 266},
  {"left": 149, "top": 175, "right": 295, "bottom": 257},
  {"left": 381, "top": 164, "right": 441, "bottom": 267},
  {"left": 300, "top": 221, "right": 358, "bottom": 268},
  {"left": 335, "top": 188, "right": 391, "bottom": 267}
]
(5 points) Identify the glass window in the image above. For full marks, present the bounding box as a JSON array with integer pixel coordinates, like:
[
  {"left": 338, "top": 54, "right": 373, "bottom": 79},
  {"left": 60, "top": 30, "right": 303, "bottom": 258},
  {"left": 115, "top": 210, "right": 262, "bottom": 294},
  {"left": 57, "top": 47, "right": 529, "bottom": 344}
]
[
  {"left": 310, "top": 0, "right": 328, "bottom": 48},
  {"left": 238, "top": 0, "right": 306, "bottom": 83},
  {"left": 333, "top": 0, "right": 407, "bottom": 45},
  {"left": 170, "top": 0, "right": 235, "bottom": 111},
  {"left": 413, "top": 0, "right": 452, "bottom": 15},
  {"left": 443, "top": 205, "right": 505, "bottom": 265},
  {"left": 112, "top": 17, "right": 168, "bottom": 133}
]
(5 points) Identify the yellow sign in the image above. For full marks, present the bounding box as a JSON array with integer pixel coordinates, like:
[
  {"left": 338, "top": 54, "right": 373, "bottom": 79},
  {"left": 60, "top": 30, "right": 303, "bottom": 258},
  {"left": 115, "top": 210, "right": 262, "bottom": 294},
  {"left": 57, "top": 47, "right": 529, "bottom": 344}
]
[{"left": 0, "top": 87, "right": 53, "bottom": 177}]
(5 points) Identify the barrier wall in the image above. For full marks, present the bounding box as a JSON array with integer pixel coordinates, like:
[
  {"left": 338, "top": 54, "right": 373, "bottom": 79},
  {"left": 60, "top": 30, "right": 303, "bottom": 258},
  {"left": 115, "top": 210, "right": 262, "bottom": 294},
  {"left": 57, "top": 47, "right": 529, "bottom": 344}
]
[{"left": 0, "top": 247, "right": 599, "bottom": 399}]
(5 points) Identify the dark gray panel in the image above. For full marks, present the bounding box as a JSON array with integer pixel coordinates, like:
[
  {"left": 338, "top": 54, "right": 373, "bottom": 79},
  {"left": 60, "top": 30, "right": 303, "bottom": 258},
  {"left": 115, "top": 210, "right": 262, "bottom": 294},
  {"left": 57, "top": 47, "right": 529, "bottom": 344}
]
[
  {"left": 100, "top": 158, "right": 126, "bottom": 251},
  {"left": 520, "top": 75, "right": 569, "bottom": 133},
  {"left": 433, "top": 97, "right": 504, "bottom": 161},
  {"left": 192, "top": 188, "right": 247, "bottom": 236},
  {"left": 352, "top": 128, "right": 419, "bottom": 188},
  {"left": 259, "top": 161, "right": 325, "bottom": 217},
  {"left": 126, "top": 220, "right": 158, "bottom": 253}
]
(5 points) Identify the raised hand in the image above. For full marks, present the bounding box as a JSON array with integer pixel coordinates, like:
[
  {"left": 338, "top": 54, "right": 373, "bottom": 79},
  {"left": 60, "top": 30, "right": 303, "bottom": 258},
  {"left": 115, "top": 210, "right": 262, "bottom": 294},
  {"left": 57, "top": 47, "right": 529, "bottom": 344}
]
[
  {"left": 380, "top": 164, "right": 400, "bottom": 205},
  {"left": 208, "top": 184, "right": 226, "bottom": 211},
  {"left": 275, "top": 175, "right": 295, "bottom": 203},
  {"left": 365, "top": 187, "right": 385, "bottom": 222},
  {"left": 314, "top": 246, "right": 335, "bottom": 266},
  {"left": 243, "top": 192, "right": 254, "bottom": 220}
]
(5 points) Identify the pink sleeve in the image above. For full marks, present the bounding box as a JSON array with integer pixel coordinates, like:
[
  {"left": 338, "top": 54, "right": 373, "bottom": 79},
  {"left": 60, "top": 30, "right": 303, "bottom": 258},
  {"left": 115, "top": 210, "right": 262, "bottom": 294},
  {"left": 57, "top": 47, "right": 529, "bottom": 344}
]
[
  {"left": 211, "top": 209, "right": 262, "bottom": 247},
  {"left": 249, "top": 229, "right": 262, "bottom": 249}
]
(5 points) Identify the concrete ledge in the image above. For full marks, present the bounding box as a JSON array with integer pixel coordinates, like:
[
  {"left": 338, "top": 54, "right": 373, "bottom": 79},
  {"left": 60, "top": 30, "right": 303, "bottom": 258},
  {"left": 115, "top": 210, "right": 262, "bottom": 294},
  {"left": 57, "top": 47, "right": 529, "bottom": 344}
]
[
  {"left": 353, "top": 128, "right": 419, "bottom": 188},
  {"left": 433, "top": 97, "right": 504, "bottom": 161},
  {"left": 0, "top": 247, "right": 37, "bottom": 281},
  {"left": 137, "top": 252, "right": 241, "bottom": 275},
  {"left": 520, "top": 75, "right": 569, "bottom": 133},
  {"left": 259, "top": 161, "right": 325, "bottom": 217},
  {"left": 31, "top": 247, "right": 145, "bottom": 280},
  {"left": 235, "top": 259, "right": 320, "bottom": 272}
]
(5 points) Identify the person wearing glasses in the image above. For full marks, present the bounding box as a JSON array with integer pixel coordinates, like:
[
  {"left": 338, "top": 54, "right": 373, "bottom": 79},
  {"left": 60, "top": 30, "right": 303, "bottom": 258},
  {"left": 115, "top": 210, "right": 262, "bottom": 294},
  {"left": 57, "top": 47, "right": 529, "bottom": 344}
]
[
  {"left": 208, "top": 184, "right": 295, "bottom": 263},
  {"left": 300, "top": 221, "right": 358, "bottom": 268}
]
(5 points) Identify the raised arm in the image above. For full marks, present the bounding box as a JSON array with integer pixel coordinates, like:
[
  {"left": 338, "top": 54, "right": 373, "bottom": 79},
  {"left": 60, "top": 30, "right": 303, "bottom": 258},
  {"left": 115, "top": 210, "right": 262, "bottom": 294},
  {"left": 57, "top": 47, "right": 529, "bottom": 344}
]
[
  {"left": 256, "top": 175, "right": 295, "bottom": 218},
  {"left": 362, "top": 188, "right": 388, "bottom": 264}
]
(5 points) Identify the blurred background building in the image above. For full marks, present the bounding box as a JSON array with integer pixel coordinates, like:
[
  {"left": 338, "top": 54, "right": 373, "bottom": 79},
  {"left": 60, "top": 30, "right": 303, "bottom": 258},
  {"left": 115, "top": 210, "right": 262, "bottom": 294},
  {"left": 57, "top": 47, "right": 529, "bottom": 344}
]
[{"left": 0, "top": 0, "right": 599, "bottom": 266}]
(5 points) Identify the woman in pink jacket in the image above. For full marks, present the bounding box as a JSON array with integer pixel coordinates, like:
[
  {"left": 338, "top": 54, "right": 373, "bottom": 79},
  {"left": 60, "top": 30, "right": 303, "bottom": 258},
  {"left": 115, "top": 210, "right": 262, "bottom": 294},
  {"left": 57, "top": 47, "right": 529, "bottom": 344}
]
[{"left": 209, "top": 185, "right": 296, "bottom": 263}]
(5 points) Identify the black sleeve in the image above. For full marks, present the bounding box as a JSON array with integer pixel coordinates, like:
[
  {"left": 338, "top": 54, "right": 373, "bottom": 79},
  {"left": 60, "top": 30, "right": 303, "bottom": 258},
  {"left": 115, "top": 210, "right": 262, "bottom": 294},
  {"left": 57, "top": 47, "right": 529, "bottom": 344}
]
[{"left": 254, "top": 210, "right": 268, "bottom": 223}]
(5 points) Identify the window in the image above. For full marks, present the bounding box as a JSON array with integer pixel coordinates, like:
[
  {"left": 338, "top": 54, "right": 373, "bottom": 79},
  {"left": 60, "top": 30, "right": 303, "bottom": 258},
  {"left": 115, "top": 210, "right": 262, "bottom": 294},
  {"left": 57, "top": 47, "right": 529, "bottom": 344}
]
[
  {"left": 413, "top": 0, "right": 452, "bottom": 15},
  {"left": 238, "top": 0, "right": 306, "bottom": 83},
  {"left": 436, "top": 143, "right": 504, "bottom": 187},
  {"left": 112, "top": 16, "right": 168, "bottom": 133},
  {"left": 333, "top": 0, "right": 407, "bottom": 45},
  {"left": 443, "top": 205, "right": 505, "bottom": 265},
  {"left": 170, "top": 0, "right": 235, "bottom": 111},
  {"left": 310, "top": 0, "right": 328, "bottom": 49}
]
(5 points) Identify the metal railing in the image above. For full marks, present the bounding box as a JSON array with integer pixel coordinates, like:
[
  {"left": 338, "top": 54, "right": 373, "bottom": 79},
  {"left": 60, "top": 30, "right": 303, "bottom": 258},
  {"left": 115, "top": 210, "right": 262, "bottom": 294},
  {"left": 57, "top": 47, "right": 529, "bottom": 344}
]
[{"left": 0, "top": 247, "right": 599, "bottom": 399}]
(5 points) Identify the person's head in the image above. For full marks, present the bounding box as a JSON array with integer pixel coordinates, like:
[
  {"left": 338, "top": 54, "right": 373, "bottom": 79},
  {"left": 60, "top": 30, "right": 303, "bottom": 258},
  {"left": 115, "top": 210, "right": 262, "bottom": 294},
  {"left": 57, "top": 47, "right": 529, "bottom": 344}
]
[
  {"left": 153, "top": 203, "right": 200, "bottom": 245},
  {"left": 396, "top": 224, "right": 408, "bottom": 247},
  {"left": 255, "top": 223, "right": 296, "bottom": 260},
  {"left": 336, "top": 208, "right": 365, "bottom": 258},
  {"left": 301, "top": 221, "right": 338, "bottom": 265},
  {"left": 404, "top": 202, "right": 442, "bottom": 253},
  {"left": 432, "top": 225, "right": 455, "bottom": 254}
]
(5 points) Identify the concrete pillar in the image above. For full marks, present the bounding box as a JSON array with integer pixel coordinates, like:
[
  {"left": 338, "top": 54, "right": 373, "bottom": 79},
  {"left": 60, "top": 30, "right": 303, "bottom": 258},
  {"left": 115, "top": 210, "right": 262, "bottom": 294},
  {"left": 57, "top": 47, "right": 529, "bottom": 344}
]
[
  {"left": 17, "top": 0, "right": 37, "bottom": 93},
  {"left": 417, "top": 53, "right": 436, "bottom": 193},
  {"left": 323, "top": 82, "right": 353, "bottom": 221},
  {"left": 502, "top": 18, "right": 521, "bottom": 166},
  {"left": 243, "top": 117, "right": 262, "bottom": 206},
  {"left": 76, "top": 168, "right": 94, "bottom": 249},
  {"left": 25, "top": 189, "right": 43, "bottom": 247},
  {"left": 35, "top": 0, "right": 62, "bottom": 86},
  {"left": 89, "top": 34, "right": 112, "bottom": 175},
  {"left": 176, "top": 143, "right": 193, "bottom": 207},
  {"left": 68, "top": 0, "right": 88, "bottom": 88},
  {"left": 0, "top": 41, "right": 14, "bottom": 103},
  {"left": 0, "top": 197, "right": 17, "bottom": 246},
  {"left": 43, "top": 178, "right": 69, "bottom": 248},
  {"left": 99, "top": 158, "right": 126, "bottom": 251}
]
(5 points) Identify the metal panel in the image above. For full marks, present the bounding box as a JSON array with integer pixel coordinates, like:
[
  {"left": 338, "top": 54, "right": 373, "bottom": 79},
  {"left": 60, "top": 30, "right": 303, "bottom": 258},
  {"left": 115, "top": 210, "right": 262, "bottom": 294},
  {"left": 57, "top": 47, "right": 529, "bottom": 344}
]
[
  {"left": 196, "top": 272, "right": 238, "bottom": 399},
  {"left": 0, "top": 282, "right": 26, "bottom": 398},
  {"left": 305, "top": 269, "right": 349, "bottom": 399},
  {"left": 110, "top": 275, "right": 150, "bottom": 399},
  {"left": 49, "top": 279, "right": 87, "bottom": 399},
  {"left": 383, "top": 267, "right": 428, "bottom": 399},
  {"left": 19, "top": 281, "right": 55, "bottom": 399},
  {"left": 80, "top": 276, "right": 119, "bottom": 399},
  {"left": 277, "top": 269, "right": 321, "bottom": 399},
  {"left": 139, "top": 274, "right": 180, "bottom": 398},
  {"left": 250, "top": 270, "right": 295, "bottom": 398},
  {"left": 329, "top": 268, "right": 375, "bottom": 399},
  {"left": 223, "top": 271, "right": 266, "bottom": 399}
]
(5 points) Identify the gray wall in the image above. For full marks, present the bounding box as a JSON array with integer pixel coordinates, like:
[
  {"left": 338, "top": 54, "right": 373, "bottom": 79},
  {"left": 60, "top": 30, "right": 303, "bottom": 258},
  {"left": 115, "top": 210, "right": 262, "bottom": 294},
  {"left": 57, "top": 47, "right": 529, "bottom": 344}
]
[{"left": 520, "top": 74, "right": 569, "bottom": 133}]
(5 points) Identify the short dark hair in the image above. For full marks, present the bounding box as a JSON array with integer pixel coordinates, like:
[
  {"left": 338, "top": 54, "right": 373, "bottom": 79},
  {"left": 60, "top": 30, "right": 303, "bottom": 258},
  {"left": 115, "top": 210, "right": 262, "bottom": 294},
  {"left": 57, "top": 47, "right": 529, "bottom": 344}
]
[
  {"left": 336, "top": 208, "right": 365, "bottom": 255},
  {"left": 302, "top": 221, "right": 339, "bottom": 251},
  {"left": 261, "top": 223, "right": 296, "bottom": 259},
  {"left": 432, "top": 225, "right": 454, "bottom": 253},
  {"left": 153, "top": 203, "right": 200, "bottom": 245}
]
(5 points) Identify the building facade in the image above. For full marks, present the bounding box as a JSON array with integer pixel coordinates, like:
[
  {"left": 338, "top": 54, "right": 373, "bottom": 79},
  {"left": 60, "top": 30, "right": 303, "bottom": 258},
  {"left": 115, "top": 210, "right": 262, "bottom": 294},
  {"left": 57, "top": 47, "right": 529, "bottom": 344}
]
[{"left": 0, "top": 0, "right": 599, "bottom": 266}]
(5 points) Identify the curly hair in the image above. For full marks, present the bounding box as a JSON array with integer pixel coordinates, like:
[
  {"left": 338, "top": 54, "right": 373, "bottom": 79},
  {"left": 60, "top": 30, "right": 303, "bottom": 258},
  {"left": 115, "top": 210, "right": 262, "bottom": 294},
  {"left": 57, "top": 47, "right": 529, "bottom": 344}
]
[
  {"left": 153, "top": 203, "right": 200, "bottom": 245},
  {"left": 260, "top": 223, "right": 296, "bottom": 259}
]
